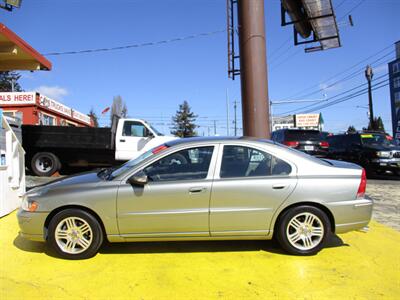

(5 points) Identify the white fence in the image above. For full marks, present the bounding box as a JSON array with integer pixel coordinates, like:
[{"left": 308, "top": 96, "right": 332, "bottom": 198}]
[{"left": 0, "top": 110, "right": 26, "bottom": 217}]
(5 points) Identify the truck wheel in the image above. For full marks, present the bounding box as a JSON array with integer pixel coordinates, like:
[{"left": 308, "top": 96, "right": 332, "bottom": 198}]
[{"left": 31, "top": 152, "right": 60, "bottom": 177}]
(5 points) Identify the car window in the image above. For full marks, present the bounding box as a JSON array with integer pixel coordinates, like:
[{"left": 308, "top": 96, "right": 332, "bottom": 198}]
[
  {"left": 122, "top": 121, "right": 146, "bottom": 137},
  {"left": 220, "top": 145, "right": 291, "bottom": 178},
  {"left": 285, "top": 130, "right": 323, "bottom": 141},
  {"left": 143, "top": 146, "right": 214, "bottom": 182}
]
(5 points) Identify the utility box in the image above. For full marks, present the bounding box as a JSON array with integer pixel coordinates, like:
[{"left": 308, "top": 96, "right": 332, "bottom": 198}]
[{"left": 0, "top": 110, "right": 26, "bottom": 217}]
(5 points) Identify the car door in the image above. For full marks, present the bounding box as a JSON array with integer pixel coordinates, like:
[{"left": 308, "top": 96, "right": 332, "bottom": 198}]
[
  {"left": 116, "top": 120, "right": 153, "bottom": 161},
  {"left": 210, "top": 144, "right": 297, "bottom": 236},
  {"left": 116, "top": 145, "right": 218, "bottom": 237}
]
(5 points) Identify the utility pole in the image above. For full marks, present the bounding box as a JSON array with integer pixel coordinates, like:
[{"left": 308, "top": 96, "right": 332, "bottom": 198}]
[
  {"left": 226, "top": 88, "right": 230, "bottom": 136},
  {"left": 365, "top": 65, "right": 374, "bottom": 129},
  {"left": 213, "top": 120, "right": 217, "bottom": 135},
  {"left": 233, "top": 100, "right": 238, "bottom": 136},
  {"left": 237, "top": 0, "right": 270, "bottom": 138}
]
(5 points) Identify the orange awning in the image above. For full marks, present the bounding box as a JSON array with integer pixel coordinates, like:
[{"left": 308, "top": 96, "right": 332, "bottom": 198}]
[{"left": 0, "top": 23, "right": 52, "bottom": 71}]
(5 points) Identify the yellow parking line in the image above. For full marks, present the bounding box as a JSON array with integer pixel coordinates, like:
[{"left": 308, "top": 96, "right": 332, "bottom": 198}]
[{"left": 1, "top": 212, "right": 399, "bottom": 299}]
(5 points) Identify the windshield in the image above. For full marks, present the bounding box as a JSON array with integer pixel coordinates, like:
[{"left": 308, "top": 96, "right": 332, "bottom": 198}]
[
  {"left": 286, "top": 130, "right": 324, "bottom": 141},
  {"left": 360, "top": 133, "right": 396, "bottom": 147},
  {"left": 110, "top": 149, "right": 155, "bottom": 179},
  {"left": 148, "top": 123, "right": 164, "bottom": 136}
]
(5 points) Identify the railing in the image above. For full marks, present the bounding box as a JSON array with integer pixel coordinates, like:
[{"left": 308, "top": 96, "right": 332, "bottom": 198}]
[{"left": 0, "top": 109, "right": 25, "bottom": 217}]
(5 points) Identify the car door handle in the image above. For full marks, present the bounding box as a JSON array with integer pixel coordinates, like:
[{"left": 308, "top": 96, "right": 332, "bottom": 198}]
[
  {"left": 189, "top": 187, "right": 207, "bottom": 194},
  {"left": 272, "top": 184, "right": 286, "bottom": 190},
  {"left": 120, "top": 139, "right": 125, "bottom": 142}
]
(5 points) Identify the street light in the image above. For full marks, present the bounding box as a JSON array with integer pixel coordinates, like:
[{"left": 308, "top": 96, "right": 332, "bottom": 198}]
[
  {"left": 365, "top": 65, "right": 374, "bottom": 128},
  {"left": 1, "top": 0, "right": 22, "bottom": 11}
]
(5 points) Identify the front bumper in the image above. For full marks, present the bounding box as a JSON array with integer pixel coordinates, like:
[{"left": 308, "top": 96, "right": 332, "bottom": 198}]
[
  {"left": 370, "top": 158, "right": 400, "bottom": 174},
  {"left": 17, "top": 208, "right": 49, "bottom": 242},
  {"left": 325, "top": 198, "right": 373, "bottom": 234}
]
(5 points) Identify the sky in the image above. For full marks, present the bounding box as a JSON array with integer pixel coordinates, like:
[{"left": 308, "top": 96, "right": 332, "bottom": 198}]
[{"left": 1, "top": 0, "right": 399, "bottom": 135}]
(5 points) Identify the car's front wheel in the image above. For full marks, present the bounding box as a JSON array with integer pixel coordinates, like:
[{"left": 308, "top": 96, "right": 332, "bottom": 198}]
[
  {"left": 276, "top": 206, "right": 331, "bottom": 255},
  {"left": 47, "top": 209, "right": 103, "bottom": 259}
]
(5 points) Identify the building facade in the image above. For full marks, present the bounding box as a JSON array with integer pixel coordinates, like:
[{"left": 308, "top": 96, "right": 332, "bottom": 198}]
[
  {"left": 0, "top": 92, "right": 93, "bottom": 127},
  {"left": 389, "top": 41, "right": 400, "bottom": 144}
]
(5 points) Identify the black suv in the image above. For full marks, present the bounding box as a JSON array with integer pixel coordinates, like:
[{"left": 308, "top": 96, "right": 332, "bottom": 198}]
[
  {"left": 327, "top": 132, "right": 400, "bottom": 176},
  {"left": 271, "top": 129, "right": 329, "bottom": 157}
]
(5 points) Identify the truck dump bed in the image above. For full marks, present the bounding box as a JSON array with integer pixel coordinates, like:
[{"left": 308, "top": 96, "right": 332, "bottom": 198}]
[{"left": 22, "top": 125, "right": 113, "bottom": 150}]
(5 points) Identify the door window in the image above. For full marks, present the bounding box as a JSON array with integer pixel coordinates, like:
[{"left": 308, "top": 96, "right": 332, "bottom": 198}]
[
  {"left": 220, "top": 146, "right": 291, "bottom": 178},
  {"left": 122, "top": 121, "right": 147, "bottom": 137},
  {"left": 143, "top": 146, "right": 214, "bottom": 182}
]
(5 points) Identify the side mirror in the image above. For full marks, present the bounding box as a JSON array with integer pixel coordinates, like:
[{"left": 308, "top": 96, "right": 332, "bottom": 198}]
[
  {"left": 145, "top": 128, "right": 154, "bottom": 138},
  {"left": 127, "top": 172, "right": 148, "bottom": 186}
]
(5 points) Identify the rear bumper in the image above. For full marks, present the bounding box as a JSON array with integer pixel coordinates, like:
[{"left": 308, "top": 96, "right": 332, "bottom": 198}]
[{"left": 325, "top": 198, "right": 373, "bottom": 234}]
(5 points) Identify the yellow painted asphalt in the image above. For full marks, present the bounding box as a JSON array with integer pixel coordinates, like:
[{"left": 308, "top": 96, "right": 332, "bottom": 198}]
[{"left": 1, "top": 212, "right": 399, "bottom": 300}]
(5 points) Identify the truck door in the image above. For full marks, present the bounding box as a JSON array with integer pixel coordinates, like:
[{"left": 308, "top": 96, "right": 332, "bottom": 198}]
[{"left": 115, "top": 120, "right": 153, "bottom": 161}]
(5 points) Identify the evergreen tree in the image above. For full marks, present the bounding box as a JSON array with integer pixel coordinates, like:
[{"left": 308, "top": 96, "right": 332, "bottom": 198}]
[
  {"left": 88, "top": 108, "right": 99, "bottom": 127},
  {"left": 171, "top": 101, "right": 198, "bottom": 137},
  {"left": 0, "top": 71, "right": 22, "bottom": 92},
  {"left": 347, "top": 125, "right": 357, "bottom": 133},
  {"left": 367, "top": 116, "right": 385, "bottom": 132}
]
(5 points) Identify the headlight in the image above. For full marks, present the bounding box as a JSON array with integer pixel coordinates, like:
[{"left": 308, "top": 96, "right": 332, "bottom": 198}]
[
  {"left": 21, "top": 196, "right": 39, "bottom": 212},
  {"left": 376, "top": 151, "right": 391, "bottom": 158}
]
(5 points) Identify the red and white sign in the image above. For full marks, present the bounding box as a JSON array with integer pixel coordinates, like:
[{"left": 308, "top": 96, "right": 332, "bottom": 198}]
[
  {"left": 72, "top": 110, "right": 91, "bottom": 125},
  {"left": 0, "top": 92, "right": 36, "bottom": 105},
  {"left": 39, "top": 95, "right": 72, "bottom": 117},
  {"left": 294, "top": 114, "right": 320, "bottom": 127}
]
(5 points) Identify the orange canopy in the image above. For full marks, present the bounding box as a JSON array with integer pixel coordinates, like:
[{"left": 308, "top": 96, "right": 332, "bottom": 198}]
[{"left": 0, "top": 23, "right": 52, "bottom": 71}]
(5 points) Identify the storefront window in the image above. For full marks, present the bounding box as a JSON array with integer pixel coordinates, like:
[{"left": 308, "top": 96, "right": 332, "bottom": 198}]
[{"left": 39, "top": 113, "right": 56, "bottom": 125}]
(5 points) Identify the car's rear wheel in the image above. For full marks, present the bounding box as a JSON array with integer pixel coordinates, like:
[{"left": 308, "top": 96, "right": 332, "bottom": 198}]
[
  {"left": 47, "top": 209, "right": 103, "bottom": 259},
  {"left": 276, "top": 206, "right": 330, "bottom": 255}
]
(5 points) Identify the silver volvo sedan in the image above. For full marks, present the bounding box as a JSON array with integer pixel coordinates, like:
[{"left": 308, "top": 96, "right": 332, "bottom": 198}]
[{"left": 17, "top": 137, "right": 372, "bottom": 259}]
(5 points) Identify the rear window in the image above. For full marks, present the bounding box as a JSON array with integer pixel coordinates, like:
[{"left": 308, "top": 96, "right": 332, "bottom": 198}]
[{"left": 285, "top": 130, "right": 324, "bottom": 141}]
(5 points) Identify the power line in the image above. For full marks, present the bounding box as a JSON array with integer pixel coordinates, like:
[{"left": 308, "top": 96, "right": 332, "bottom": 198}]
[
  {"left": 280, "top": 43, "right": 394, "bottom": 100},
  {"left": 280, "top": 73, "right": 389, "bottom": 115},
  {"left": 42, "top": 29, "right": 226, "bottom": 56},
  {"left": 296, "top": 79, "right": 389, "bottom": 114},
  {"left": 285, "top": 50, "right": 393, "bottom": 100},
  {"left": 338, "top": 0, "right": 367, "bottom": 21}
]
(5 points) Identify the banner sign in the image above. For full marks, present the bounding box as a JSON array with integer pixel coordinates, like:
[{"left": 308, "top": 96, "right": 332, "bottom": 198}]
[
  {"left": 0, "top": 92, "right": 36, "bottom": 105},
  {"left": 294, "top": 114, "right": 320, "bottom": 127},
  {"left": 39, "top": 95, "right": 72, "bottom": 117},
  {"left": 72, "top": 110, "right": 91, "bottom": 125}
]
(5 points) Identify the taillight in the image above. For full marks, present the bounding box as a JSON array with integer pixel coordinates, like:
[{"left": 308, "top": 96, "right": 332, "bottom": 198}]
[
  {"left": 319, "top": 141, "right": 329, "bottom": 148},
  {"left": 152, "top": 144, "right": 168, "bottom": 154},
  {"left": 356, "top": 168, "right": 367, "bottom": 199},
  {"left": 284, "top": 141, "right": 299, "bottom": 148}
]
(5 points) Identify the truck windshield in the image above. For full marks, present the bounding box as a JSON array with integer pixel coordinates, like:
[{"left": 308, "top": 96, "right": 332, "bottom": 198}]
[
  {"left": 110, "top": 149, "right": 155, "bottom": 179},
  {"left": 360, "top": 133, "right": 396, "bottom": 147},
  {"left": 149, "top": 124, "right": 164, "bottom": 136}
]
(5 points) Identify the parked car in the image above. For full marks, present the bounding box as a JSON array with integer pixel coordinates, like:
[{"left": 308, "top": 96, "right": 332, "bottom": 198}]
[
  {"left": 17, "top": 137, "right": 372, "bottom": 259},
  {"left": 271, "top": 129, "right": 329, "bottom": 157},
  {"left": 327, "top": 132, "right": 400, "bottom": 177},
  {"left": 22, "top": 118, "right": 177, "bottom": 176}
]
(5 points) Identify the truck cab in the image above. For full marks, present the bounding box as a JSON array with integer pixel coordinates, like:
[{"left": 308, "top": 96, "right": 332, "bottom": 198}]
[{"left": 115, "top": 119, "right": 177, "bottom": 161}]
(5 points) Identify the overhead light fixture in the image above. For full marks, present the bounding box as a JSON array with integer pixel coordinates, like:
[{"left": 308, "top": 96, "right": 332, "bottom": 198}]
[{"left": 281, "top": 0, "right": 341, "bottom": 52}]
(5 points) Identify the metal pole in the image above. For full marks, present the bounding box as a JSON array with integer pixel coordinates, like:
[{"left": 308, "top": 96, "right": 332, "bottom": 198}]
[
  {"left": 226, "top": 88, "right": 230, "bottom": 136},
  {"left": 365, "top": 65, "right": 374, "bottom": 128},
  {"left": 237, "top": 0, "right": 270, "bottom": 138}
]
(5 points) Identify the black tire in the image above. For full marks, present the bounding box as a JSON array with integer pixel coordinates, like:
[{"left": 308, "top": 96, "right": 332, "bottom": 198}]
[
  {"left": 31, "top": 152, "right": 61, "bottom": 177},
  {"left": 276, "top": 205, "right": 331, "bottom": 255},
  {"left": 47, "top": 209, "right": 104, "bottom": 260}
]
